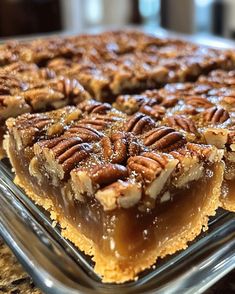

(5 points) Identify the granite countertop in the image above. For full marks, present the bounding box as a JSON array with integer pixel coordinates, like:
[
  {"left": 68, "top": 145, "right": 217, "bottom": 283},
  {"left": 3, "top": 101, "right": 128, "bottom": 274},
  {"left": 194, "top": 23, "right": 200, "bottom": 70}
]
[
  {"left": 0, "top": 237, "right": 234, "bottom": 294},
  {"left": 0, "top": 239, "right": 41, "bottom": 294}
]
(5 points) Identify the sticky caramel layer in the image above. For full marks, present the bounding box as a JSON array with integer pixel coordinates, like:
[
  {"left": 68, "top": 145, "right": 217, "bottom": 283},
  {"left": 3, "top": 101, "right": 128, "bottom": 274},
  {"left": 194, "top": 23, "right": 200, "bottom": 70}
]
[
  {"left": 7, "top": 134, "right": 223, "bottom": 282},
  {"left": 221, "top": 180, "right": 235, "bottom": 212}
]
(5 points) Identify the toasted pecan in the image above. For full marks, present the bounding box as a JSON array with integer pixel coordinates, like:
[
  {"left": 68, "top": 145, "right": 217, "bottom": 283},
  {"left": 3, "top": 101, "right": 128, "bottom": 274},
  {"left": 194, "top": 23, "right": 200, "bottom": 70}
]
[
  {"left": 143, "top": 126, "right": 186, "bottom": 151},
  {"left": 203, "top": 107, "right": 230, "bottom": 123},
  {"left": 125, "top": 113, "right": 155, "bottom": 135}
]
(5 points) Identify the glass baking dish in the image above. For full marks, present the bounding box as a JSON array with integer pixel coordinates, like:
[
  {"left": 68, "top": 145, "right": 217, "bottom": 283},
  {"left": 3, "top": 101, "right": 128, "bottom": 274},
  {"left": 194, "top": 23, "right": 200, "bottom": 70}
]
[{"left": 0, "top": 30, "right": 235, "bottom": 293}]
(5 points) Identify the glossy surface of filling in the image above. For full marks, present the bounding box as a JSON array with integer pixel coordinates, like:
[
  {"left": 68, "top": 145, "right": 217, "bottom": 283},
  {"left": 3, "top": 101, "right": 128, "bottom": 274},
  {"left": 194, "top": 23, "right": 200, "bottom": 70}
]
[{"left": 8, "top": 135, "right": 221, "bottom": 260}]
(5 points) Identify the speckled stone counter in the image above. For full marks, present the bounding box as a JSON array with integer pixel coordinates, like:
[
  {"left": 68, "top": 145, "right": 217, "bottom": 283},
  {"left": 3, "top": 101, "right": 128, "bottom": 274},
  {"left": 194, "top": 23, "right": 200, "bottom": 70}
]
[{"left": 0, "top": 238, "right": 41, "bottom": 294}]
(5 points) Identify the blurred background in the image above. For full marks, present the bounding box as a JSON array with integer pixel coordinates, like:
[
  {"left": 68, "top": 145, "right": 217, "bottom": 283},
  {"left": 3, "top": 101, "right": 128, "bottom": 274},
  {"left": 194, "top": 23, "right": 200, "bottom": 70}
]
[{"left": 0, "top": 0, "right": 234, "bottom": 39}]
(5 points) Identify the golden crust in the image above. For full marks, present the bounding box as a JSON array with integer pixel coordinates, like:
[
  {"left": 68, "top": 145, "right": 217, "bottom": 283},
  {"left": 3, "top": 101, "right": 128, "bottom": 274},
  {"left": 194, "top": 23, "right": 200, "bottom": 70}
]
[{"left": 221, "top": 200, "right": 235, "bottom": 212}]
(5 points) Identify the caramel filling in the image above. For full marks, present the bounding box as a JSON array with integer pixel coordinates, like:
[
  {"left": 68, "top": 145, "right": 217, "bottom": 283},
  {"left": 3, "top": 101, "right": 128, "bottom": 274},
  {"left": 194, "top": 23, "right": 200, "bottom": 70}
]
[{"left": 220, "top": 160, "right": 235, "bottom": 211}]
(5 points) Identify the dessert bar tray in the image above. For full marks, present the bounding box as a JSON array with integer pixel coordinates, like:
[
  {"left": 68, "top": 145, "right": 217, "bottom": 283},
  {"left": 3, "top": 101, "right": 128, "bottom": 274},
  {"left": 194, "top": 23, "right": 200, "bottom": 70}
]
[
  {"left": 0, "top": 158, "right": 235, "bottom": 294},
  {"left": 0, "top": 30, "right": 235, "bottom": 293}
]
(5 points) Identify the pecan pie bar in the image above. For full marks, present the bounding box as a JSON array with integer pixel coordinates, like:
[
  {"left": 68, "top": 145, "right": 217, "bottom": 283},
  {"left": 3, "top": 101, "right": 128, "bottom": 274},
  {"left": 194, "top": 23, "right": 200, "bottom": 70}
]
[
  {"left": 114, "top": 69, "right": 235, "bottom": 211},
  {"left": 46, "top": 33, "right": 235, "bottom": 100},
  {"left": 4, "top": 102, "right": 224, "bottom": 282},
  {"left": 0, "top": 31, "right": 234, "bottom": 156},
  {"left": 1, "top": 31, "right": 234, "bottom": 100},
  {"left": 0, "top": 62, "right": 90, "bottom": 157}
]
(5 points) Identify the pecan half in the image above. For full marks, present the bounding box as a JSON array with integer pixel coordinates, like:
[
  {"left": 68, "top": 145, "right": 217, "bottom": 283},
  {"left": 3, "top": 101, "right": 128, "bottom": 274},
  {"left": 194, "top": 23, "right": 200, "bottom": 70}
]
[
  {"left": 203, "top": 106, "right": 230, "bottom": 124},
  {"left": 47, "top": 57, "right": 72, "bottom": 73},
  {"left": 178, "top": 105, "right": 198, "bottom": 115},
  {"left": 10, "top": 114, "right": 52, "bottom": 148},
  {"left": 66, "top": 125, "right": 103, "bottom": 142},
  {"left": 0, "top": 74, "right": 26, "bottom": 94},
  {"left": 58, "top": 142, "right": 92, "bottom": 176},
  {"left": 90, "top": 163, "right": 128, "bottom": 185},
  {"left": 186, "top": 142, "right": 224, "bottom": 162},
  {"left": 71, "top": 163, "right": 128, "bottom": 202},
  {"left": 52, "top": 77, "right": 90, "bottom": 103},
  {"left": 78, "top": 99, "right": 111, "bottom": 114},
  {"left": 100, "top": 132, "right": 141, "bottom": 164},
  {"left": 143, "top": 126, "right": 186, "bottom": 151},
  {"left": 166, "top": 115, "right": 197, "bottom": 133},
  {"left": 78, "top": 114, "right": 119, "bottom": 131},
  {"left": 128, "top": 152, "right": 167, "bottom": 182},
  {"left": 161, "top": 96, "right": 178, "bottom": 108},
  {"left": 7, "top": 107, "right": 80, "bottom": 149},
  {"left": 95, "top": 180, "right": 142, "bottom": 211},
  {"left": 22, "top": 88, "right": 65, "bottom": 111},
  {"left": 114, "top": 94, "right": 149, "bottom": 114},
  {"left": 0, "top": 95, "right": 31, "bottom": 121},
  {"left": 39, "top": 67, "right": 56, "bottom": 80},
  {"left": 170, "top": 149, "right": 204, "bottom": 188},
  {"left": 203, "top": 128, "right": 229, "bottom": 149},
  {"left": 139, "top": 103, "right": 166, "bottom": 120},
  {"left": 184, "top": 96, "right": 213, "bottom": 108},
  {"left": 125, "top": 113, "right": 155, "bottom": 135},
  {"left": 100, "top": 133, "right": 127, "bottom": 164},
  {"left": 34, "top": 136, "right": 92, "bottom": 181},
  {"left": 128, "top": 152, "right": 178, "bottom": 199}
]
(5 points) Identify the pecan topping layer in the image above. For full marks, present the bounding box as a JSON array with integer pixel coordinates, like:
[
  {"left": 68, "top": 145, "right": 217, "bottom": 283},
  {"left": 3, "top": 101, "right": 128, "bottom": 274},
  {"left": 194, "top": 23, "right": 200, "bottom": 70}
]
[
  {"left": 203, "top": 107, "right": 230, "bottom": 124},
  {"left": 3, "top": 31, "right": 235, "bottom": 217},
  {"left": 125, "top": 113, "right": 155, "bottom": 135},
  {"left": 166, "top": 115, "right": 197, "bottom": 133},
  {"left": 143, "top": 126, "right": 186, "bottom": 151}
]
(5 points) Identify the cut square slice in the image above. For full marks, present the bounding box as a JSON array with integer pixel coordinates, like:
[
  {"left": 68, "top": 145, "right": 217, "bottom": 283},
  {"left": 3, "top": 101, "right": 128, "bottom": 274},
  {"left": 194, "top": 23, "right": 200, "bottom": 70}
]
[
  {"left": 114, "top": 69, "right": 235, "bottom": 211},
  {"left": 5, "top": 104, "right": 224, "bottom": 282}
]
